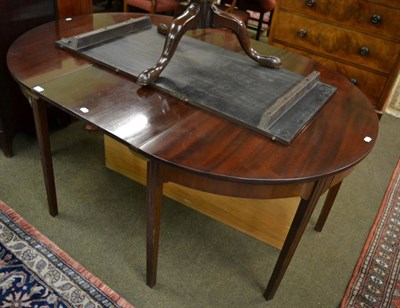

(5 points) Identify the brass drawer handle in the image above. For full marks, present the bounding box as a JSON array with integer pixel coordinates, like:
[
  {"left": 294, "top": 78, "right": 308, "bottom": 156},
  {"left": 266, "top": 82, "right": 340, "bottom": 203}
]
[
  {"left": 306, "top": 0, "right": 315, "bottom": 7},
  {"left": 350, "top": 78, "right": 358, "bottom": 85},
  {"left": 297, "top": 29, "right": 308, "bottom": 38},
  {"left": 360, "top": 47, "right": 369, "bottom": 56},
  {"left": 371, "top": 14, "right": 382, "bottom": 24}
]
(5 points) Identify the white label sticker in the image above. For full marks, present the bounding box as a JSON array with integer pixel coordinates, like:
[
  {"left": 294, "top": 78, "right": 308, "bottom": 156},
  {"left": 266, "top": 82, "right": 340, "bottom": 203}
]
[
  {"left": 364, "top": 136, "right": 372, "bottom": 143},
  {"left": 33, "top": 86, "right": 44, "bottom": 92}
]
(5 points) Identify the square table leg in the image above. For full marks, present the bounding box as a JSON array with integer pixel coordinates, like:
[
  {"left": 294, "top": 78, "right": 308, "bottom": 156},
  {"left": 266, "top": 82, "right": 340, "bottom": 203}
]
[
  {"left": 145, "top": 158, "right": 329, "bottom": 301},
  {"left": 263, "top": 179, "right": 327, "bottom": 300},
  {"left": 30, "top": 96, "right": 58, "bottom": 216},
  {"left": 314, "top": 181, "right": 343, "bottom": 232},
  {"left": 146, "top": 159, "right": 164, "bottom": 287}
]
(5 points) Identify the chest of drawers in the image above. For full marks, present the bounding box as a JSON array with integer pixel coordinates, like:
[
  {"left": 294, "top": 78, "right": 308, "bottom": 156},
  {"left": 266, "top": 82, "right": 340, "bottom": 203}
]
[{"left": 268, "top": 0, "right": 400, "bottom": 113}]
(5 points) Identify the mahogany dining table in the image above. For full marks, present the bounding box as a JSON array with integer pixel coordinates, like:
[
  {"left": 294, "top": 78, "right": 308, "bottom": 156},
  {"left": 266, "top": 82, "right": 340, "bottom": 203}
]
[{"left": 7, "top": 12, "right": 379, "bottom": 301}]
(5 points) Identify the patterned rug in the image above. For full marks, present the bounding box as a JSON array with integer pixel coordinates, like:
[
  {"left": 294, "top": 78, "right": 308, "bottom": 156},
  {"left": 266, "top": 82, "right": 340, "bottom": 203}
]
[
  {"left": 341, "top": 159, "right": 400, "bottom": 307},
  {"left": 386, "top": 77, "right": 400, "bottom": 118},
  {"left": 0, "top": 200, "right": 133, "bottom": 307}
]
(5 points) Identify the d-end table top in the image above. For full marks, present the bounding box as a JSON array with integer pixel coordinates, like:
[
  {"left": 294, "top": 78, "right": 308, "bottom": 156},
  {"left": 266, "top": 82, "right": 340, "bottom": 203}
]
[{"left": 7, "top": 12, "right": 379, "bottom": 185}]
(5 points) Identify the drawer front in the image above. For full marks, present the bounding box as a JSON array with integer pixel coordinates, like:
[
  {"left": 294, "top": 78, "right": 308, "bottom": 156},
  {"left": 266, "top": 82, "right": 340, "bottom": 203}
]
[
  {"left": 280, "top": 0, "right": 400, "bottom": 39},
  {"left": 271, "top": 42, "right": 387, "bottom": 107},
  {"left": 273, "top": 11, "right": 400, "bottom": 74},
  {"left": 328, "top": 61, "right": 387, "bottom": 108}
]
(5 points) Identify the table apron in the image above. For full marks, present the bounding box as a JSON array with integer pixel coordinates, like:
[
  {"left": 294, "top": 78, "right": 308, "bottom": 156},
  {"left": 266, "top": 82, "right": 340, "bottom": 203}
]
[{"left": 154, "top": 159, "right": 355, "bottom": 200}]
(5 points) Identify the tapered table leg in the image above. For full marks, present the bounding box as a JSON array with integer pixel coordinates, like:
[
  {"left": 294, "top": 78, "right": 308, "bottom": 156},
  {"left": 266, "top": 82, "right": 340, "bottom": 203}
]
[
  {"left": 314, "top": 181, "right": 343, "bottom": 232},
  {"left": 30, "top": 96, "right": 58, "bottom": 216},
  {"left": 263, "top": 179, "right": 327, "bottom": 300},
  {"left": 146, "top": 159, "right": 164, "bottom": 287}
]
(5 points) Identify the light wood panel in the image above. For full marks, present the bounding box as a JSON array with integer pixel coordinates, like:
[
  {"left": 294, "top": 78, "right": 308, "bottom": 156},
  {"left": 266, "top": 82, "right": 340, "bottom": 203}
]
[{"left": 104, "top": 135, "right": 299, "bottom": 249}]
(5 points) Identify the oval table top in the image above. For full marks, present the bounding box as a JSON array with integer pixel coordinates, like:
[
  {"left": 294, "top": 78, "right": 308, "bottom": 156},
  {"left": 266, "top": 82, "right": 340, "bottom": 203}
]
[{"left": 7, "top": 12, "right": 379, "bottom": 185}]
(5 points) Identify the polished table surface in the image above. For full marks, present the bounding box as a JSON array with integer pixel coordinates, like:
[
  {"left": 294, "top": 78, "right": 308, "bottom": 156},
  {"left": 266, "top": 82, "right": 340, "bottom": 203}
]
[{"left": 7, "top": 12, "right": 379, "bottom": 301}]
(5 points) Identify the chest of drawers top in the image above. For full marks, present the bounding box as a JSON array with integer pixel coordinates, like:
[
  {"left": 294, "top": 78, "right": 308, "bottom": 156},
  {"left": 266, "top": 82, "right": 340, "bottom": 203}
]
[{"left": 280, "top": 0, "right": 400, "bottom": 41}]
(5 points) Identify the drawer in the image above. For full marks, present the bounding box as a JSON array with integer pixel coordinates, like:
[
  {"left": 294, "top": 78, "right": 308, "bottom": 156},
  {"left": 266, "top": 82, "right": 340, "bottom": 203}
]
[
  {"left": 273, "top": 11, "right": 400, "bottom": 74},
  {"left": 325, "top": 61, "right": 387, "bottom": 108},
  {"left": 269, "top": 42, "right": 387, "bottom": 108},
  {"left": 280, "top": 0, "right": 400, "bottom": 40}
]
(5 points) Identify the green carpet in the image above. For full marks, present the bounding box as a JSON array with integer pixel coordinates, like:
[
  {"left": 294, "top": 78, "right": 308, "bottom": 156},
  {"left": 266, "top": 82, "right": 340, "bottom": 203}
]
[{"left": 0, "top": 113, "right": 399, "bottom": 307}]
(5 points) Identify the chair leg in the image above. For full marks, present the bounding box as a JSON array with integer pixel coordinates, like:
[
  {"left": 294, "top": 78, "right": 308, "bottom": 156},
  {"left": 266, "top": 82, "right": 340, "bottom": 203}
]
[
  {"left": 266, "top": 9, "right": 274, "bottom": 37},
  {"left": 123, "top": 0, "right": 128, "bottom": 12},
  {"left": 256, "top": 12, "right": 264, "bottom": 40}
]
